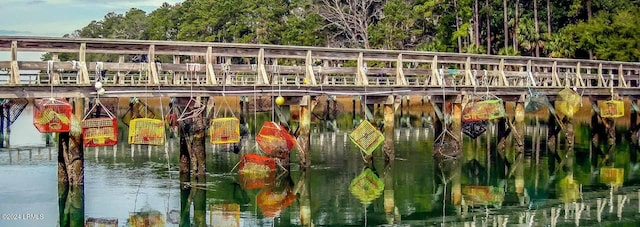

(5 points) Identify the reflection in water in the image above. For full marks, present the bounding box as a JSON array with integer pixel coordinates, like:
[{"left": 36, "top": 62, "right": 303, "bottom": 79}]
[{"left": 4, "top": 114, "right": 640, "bottom": 226}]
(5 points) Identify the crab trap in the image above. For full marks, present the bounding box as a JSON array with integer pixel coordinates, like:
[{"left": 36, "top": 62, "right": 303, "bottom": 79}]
[
  {"left": 33, "top": 98, "right": 72, "bottom": 133},
  {"left": 210, "top": 117, "right": 240, "bottom": 144},
  {"left": 349, "top": 168, "right": 384, "bottom": 205},
  {"left": 462, "top": 121, "right": 487, "bottom": 139},
  {"left": 349, "top": 120, "right": 385, "bottom": 155},
  {"left": 128, "top": 118, "right": 165, "bottom": 146},
  {"left": 597, "top": 100, "right": 624, "bottom": 118},
  {"left": 462, "top": 99, "right": 505, "bottom": 122},
  {"left": 81, "top": 100, "right": 118, "bottom": 147},
  {"left": 256, "top": 121, "right": 297, "bottom": 159},
  {"left": 555, "top": 88, "right": 581, "bottom": 117}
]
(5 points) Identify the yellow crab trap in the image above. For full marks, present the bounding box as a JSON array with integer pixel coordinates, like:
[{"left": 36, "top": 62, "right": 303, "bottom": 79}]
[
  {"left": 555, "top": 88, "right": 582, "bottom": 118},
  {"left": 210, "top": 117, "right": 240, "bottom": 144},
  {"left": 33, "top": 98, "right": 72, "bottom": 133},
  {"left": 598, "top": 100, "right": 624, "bottom": 118},
  {"left": 349, "top": 168, "right": 384, "bottom": 205},
  {"left": 82, "top": 100, "right": 118, "bottom": 147},
  {"left": 600, "top": 167, "right": 624, "bottom": 187},
  {"left": 349, "top": 120, "right": 384, "bottom": 156},
  {"left": 128, "top": 118, "right": 165, "bottom": 146}
]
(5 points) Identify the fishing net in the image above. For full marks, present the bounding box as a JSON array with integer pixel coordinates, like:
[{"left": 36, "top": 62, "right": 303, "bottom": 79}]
[
  {"left": 554, "top": 88, "right": 581, "bottom": 118},
  {"left": 525, "top": 93, "right": 550, "bottom": 113},
  {"left": 349, "top": 120, "right": 385, "bottom": 155},
  {"left": 462, "top": 120, "right": 487, "bottom": 139},
  {"left": 82, "top": 100, "right": 118, "bottom": 147},
  {"left": 210, "top": 117, "right": 240, "bottom": 144},
  {"left": 599, "top": 167, "right": 624, "bottom": 187},
  {"left": 1, "top": 98, "right": 28, "bottom": 124},
  {"left": 128, "top": 118, "right": 165, "bottom": 146},
  {"left": 33, "top": 98, "right": 72, "bottom": 133},
  {"left": 256, "top": 122, "right": 296, "bottom": 159},
  {"left": 598, "top": 100, "right": 624, "bottom": 118},
  {"left": 349, "top": 168, "right": 384, "bottom": 205},
  {"left": 462, "top": 99, "right": 505, "bottom": 122},
  {"left": 461, "top": 185, "right": 504, "bottom": 207},
  {"left": 210, "top": 204, "right": 240, "bottom": 227}
]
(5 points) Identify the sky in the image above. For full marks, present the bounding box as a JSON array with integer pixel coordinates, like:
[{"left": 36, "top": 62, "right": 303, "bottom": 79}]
[{"left": 0, "top": 0, "right": 183, "bottom": 37}]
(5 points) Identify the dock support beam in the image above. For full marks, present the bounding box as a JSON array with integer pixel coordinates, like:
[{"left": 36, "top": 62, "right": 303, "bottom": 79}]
[
  {"left": 178, "top": 97, "right": 207, "bottom": 180},
  {"left": 515, "top": 102, "right": 525, "bottom": 154},
  {"left": 298, "top": 96, "right": 312, "bottom": 169},
  {"left": 0, "top": 103, "right": 4, "bottom": 148},
  {"left": 630, "top": 100, "right": 639, "bottom": 166},
  {"left": 297, "top": 171, "right": 312, "bottom": 226},
  {"left": 383, "top": 96, "right": 395, "bottom": 162},
  {"left": 58, "top": 98, "right": 84, "bottom": 186}
]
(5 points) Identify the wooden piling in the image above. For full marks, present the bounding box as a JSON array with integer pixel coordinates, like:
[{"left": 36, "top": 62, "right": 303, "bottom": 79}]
[
  {"left": 193, "top": 177, "right": 206, "bottom": 227},
  {"left": 383, "top": 164, "right": 397, "bottom": 224},
  {"left": 383, "top": 96, "right": 395, "bottom": 161},
  {"left": 180, "top": 179, "right": 191, "bottom": 226},
  {"left": 297, "top": 171, "right": 311, "bottom": 226},
  {"left": 515, "top": 102, "right": 525, "bottom": 154},
  {"left": 178, "top": 97, "right": 207, "bottom": 178},
  {"left": 58, "top": 185, "right": 84, "bottom": 227},
  {"left": 451, "top": 102, "right": 462, "bottom": 150},
  {"left": 0, "top": 103, "right": 4, "bottom": 148},
  {"left": 298, "top": 95, "right": 312, "bottom": 169},
  {"left": 58, "top": 98, "right": 84, "bottom": 186},
  {"left": 547, "top": 101, "right": 559, "bottom": 158},
  {"left": 630, "top": 100, "right": 638, "bottom": 164},
  {"left": 5, "top": 103, "right": 10, "bottom": 148}
]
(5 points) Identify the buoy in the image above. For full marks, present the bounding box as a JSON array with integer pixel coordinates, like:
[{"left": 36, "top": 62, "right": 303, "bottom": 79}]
[
  {"left": 275, "top": 96, "right": 285, "bottom": 106},
  {"left": 94, "top": 81, "right": 103, "bottom": 90}
]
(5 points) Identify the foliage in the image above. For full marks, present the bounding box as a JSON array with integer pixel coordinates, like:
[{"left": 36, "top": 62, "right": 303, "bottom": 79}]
[{"left": 55, "top": 0, "right": 640, "bottom": 62}]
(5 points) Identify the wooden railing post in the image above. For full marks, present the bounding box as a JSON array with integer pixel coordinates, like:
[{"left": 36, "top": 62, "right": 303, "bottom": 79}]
[
  {"left": 77, "top": 43, "right": 90, "bottom": 85},
  {"left": 430, "top": 55, "right": 441, "bottom": 86},
  {"left": 9, "top": 41, "right": 20, "bottom": 85},
  {"left": 498, "top": 58, "right": 509, "bottom": 86},
  {"left": 205, "top": 46, "right": 217, "bottom": 85},
  {"left": 597, "top": 63, "right": 604, "bottom": 87},
  {"left": 396, "top": 54, "right": 407, "bottom": 86},
  {"left": 148, "top": 45, "right": 160, "bottom": 85},
  {"left": 356, "top": 52, "right": 369, "bottom": 86},
  {"left": 575, "top": 62, "right": 585, "bottom": 87},
  {"left": 256, "top": 48, "right": 269, "bottom": 85},
  {"left": 552, "top": 61, "right": 560, "bottom": 86},
  {"left": 305, "top": 50, "right": 317, "bottom": 85},
  {"left": 51, "top": 53, "right": 61, "bottom": 85},
  {"left": 618, "top": 64, "right": 628, "bottom": 88},
  {"left": 464, "top": 57, "right": 476, "bottom": 86}
]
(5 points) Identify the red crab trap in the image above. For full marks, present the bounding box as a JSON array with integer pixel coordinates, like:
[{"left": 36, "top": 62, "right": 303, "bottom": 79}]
[
  {"left": 256, "top": 121, "right": 297, "bottom": 159},
  {"left": 33, "top": 98, "right": 72, "bottom": 133},
  {"left": 349, "top": 120, "right": 384, "bottom": 156},
  {"left": 82, "top": 99, "right": 118, "bottom": 147}
]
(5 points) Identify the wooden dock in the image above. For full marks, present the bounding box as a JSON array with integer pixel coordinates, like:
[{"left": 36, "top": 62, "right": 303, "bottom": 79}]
[{"left": 0, "top": 36, "right": 638, "bottom": 100}]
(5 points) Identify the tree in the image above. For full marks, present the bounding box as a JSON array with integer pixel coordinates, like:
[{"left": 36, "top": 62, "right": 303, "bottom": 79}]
[
  {"left": 317, "top": 0, "right": 385, "bottom": 48},
  {"left": 369, "top": 0, "right": 417, "bottom": 50}
]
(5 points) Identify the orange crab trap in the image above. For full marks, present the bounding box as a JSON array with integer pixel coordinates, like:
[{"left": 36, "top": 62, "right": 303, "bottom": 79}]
[
  {"left": 598, "top": 100, "right": 624, "bottom": 118},
  {"left": 349, "top": 120, "right": 384, "bottom": 155},
  {"left": 239, "top": 153, "right": 277, "bottom": 173},
  {"left": 33, "top": 98, "right": 72, "bottom": 133},
  {"left": 82, "top": 100, "right": 118, "bottom": 147},
  {"left": 256, "top": 121, "right": 297, "bottom": 159},
  {"left": 128, "top": 118, "right": 165, "bottom": 146},
  {"left": 210, "top": 117, "right": 240, "bottom": 144}
]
